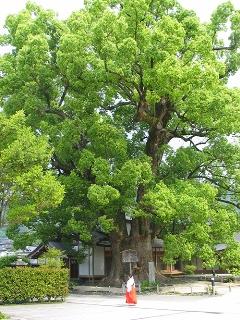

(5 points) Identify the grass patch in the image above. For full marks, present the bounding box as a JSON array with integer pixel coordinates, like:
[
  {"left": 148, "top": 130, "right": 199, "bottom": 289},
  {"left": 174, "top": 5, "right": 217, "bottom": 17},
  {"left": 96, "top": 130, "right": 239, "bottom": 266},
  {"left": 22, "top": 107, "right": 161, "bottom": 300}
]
[
  {"left": 0, "top": 312, "right": 9, "bottom": 319},
  {"left": 141, "top": 280, "right": 161, "bottom": 293}
]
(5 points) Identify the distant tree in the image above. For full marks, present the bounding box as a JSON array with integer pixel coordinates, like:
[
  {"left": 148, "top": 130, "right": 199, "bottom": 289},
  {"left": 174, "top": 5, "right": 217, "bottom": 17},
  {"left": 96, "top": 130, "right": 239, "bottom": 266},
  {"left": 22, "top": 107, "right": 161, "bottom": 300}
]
[
  {"left": 0, "top": 111, "right": 64, "bottom": 248},
  {"left": 39, "top": 248, "right": 65, "bottom": 268}
]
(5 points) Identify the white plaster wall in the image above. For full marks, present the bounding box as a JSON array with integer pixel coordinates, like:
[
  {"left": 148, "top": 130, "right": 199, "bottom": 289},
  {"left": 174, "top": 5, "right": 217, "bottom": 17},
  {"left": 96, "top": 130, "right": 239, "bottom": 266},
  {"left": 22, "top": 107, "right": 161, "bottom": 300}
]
[
  {"left": 93, "top": 246, "right": 105, "bottom": 276},
  {"left": 79, "top": 248, "right": 92, "bottom": 276},
  {"left": 79, "top": 246, "right": 105, "bottom": 276}
]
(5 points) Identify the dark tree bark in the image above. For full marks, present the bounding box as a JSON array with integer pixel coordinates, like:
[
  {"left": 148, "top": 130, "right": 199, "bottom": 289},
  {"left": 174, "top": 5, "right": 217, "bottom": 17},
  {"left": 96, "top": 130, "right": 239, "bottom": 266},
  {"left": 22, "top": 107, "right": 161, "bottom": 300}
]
[
  {"left": 105, "top": 96, "right": 174, "bottom": 283},
  {"left": 130, "top": 217, "right": 153, "bottom": 280},
  {"left": 101, "top": 230, "right": 123, "bottom": 287},
  {"left": 101, "top": 211, "right": 127, "bottom": 286},
  {"left": 129, "top": 97, "right": 174, "bottom": 280}
]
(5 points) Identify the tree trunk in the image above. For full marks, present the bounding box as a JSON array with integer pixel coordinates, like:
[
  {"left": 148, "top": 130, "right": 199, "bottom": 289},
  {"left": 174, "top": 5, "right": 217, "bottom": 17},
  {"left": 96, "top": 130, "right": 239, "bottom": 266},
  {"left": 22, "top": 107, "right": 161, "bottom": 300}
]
[
  {"left": 137, "top": 97, "right": 171, "bottom": 171},
  {"left": 132, "top": 97, "right": 173, "bottom": 279},
  {"left": 109, "top": 231, "right": 123, "bottom": 286},
  {"left": 101, "top": 231, "right": 123, "bottom": 287},
  {"left": 130, "top": 217, "right": 153, "bottom": 280},
  {"left": 104, "top": 97, "right": 174, "bottom": 283}
]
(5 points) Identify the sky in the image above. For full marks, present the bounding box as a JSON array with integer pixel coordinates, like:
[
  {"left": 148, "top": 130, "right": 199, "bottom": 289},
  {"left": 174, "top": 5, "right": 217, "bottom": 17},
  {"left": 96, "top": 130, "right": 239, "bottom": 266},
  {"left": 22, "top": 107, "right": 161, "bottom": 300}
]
[
  {"left": 0, "top": 0, "right": 82, "bottom": 25},
  {"left": 0, "top": 0, "right": 239, "bottom": 86},
  {"left": 1, "top": 0, "right": 240, "bottom": 25}
]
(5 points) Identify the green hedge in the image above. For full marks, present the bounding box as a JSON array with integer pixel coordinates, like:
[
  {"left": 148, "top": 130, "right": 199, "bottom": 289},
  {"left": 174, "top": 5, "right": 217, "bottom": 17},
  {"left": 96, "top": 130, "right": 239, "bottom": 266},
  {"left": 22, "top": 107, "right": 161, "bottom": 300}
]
[{"left": 0, "top": 267, "right": 69, "bottom": 304}]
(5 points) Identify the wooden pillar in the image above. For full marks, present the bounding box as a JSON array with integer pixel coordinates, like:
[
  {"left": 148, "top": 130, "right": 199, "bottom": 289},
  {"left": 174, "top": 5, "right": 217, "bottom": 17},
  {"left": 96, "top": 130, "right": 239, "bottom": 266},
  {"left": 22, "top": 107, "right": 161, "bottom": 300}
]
[
  {"left": 92, "top": 247, "right": 95, "bottom": 283},
  {"left": 88, "top": 247, "right": 91, "bottom": 282}
]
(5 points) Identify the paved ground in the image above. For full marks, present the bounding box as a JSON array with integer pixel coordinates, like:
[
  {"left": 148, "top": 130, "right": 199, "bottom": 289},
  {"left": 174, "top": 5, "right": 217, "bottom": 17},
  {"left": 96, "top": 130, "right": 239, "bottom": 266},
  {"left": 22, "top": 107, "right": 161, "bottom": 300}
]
[{"left": 1, "top": 287, "right": 240, "bottom": 320}]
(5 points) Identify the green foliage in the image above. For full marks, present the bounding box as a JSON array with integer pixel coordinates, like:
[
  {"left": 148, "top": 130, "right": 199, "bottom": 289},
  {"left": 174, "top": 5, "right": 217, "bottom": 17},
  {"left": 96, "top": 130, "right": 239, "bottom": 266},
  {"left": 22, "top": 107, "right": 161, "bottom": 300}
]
[
  {"left": 0, "top": 111, "right": 64, "bottom": 242},
  {"left": 87, "top": 184, "right": 120, "bottom": 206},
  {"left": 146, "top": 181, "right": 240, "bottom": 268},
  {"left": 220, "top": 243, "right": 240, "bottom": 275},
  {"left": 183, "top": 264, "right": 197, "bottom": 275},
  {"left": 140, "top": 280, "right": 160, "bottom": 293},
  {"left": 39, "top": 248, "right": 65, "bottom": 268},
  {"left": 67, "top": 247, "right": 87, "bottom": 264},
  {"left": 0, "top": 267, "right": 69, "bottom": 304},
  {"left": 87, "top": 121, "right": 127, "bottom": 161},
  {"left": 0, "top": 312, "right": 9, "bottom": 320},
  {"left": 98, "top": 215, "right": 116, "bottom": 233},
  {"left": 0, "top": 256, "right": 17, "bottom": 269},
  {"left": 0, "top": 0, "right": 240, "bottom": 279},
  {"left": 142, "top": 182, "right": 176, "bottom": 222}
]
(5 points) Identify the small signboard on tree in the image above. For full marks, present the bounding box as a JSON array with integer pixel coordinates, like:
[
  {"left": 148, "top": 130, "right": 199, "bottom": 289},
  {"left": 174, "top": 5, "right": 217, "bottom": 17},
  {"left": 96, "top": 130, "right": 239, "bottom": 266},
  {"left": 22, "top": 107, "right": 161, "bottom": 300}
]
[
  {"left": 122, "top": 249, "right": 138, "bottom": 274},
  {"left": 122, "top": 249, "right": 138, "bottom": 275},
  {"left": 122, "top": 249, "right": 138, "bottom": 263}
]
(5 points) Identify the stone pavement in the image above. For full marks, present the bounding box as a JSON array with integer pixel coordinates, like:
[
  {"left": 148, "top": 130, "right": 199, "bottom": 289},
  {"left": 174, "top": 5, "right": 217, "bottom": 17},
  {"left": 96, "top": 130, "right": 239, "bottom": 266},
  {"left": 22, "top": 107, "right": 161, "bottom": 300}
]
[{"left": 1, "top": 286, "right": 240, "bottom": 320}]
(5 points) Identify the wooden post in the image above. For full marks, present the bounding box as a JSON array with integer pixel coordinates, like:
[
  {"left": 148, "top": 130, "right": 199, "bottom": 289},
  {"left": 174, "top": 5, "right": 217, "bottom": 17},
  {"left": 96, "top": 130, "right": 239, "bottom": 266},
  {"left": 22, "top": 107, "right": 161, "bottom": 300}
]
[
  {"left": 213, "top": 286, "right": 215, "bottom": 295},
  {"left": 92, "top": 246, "right": 94, "bottom": 284},
  {"left": 148, "top": 261, "right": 156, "bottom": 283},
  {"left": 139, "top": 282, "right": 141, "bottom": 293},
  {"left": 88, "top": 247, "right": 91, "bottom": 282}
]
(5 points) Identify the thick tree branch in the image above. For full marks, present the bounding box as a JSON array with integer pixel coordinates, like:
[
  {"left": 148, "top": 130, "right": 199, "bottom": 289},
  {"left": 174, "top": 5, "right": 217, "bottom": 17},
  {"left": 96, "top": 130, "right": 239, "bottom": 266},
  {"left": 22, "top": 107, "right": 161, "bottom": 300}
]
[
  {"left": 51, "top": 154, "right": 75, "bottom": 175},
  {"left": 118, "top": 82, "right": 134, "bottom": 101},
  {"left": 171, "top": 127, "right": 215, "bottom": 140},
  {"left": 145, "top": 97, "right": 174, "bottom": 173},
  {"left": 178, "top": 136, "right": 203, "bottom": 152},
  {"left": 37, "top": 82, "right": 69, "bottom": 119},
  {"left": 45, "top": 108, "right": 68, "bottom": 119},
  {"left": 172, "top": 110, "right": 216, "bottom": 138},
  {"left": 216, "top": 197, "right": 240, "bottom": 209},
  {"left": 58, "top": 84, "right": 69, "bottom": 107},
  {"left": 102, "top": 100, "right": 135, "bottom": 111},
  {"left": 73, "top": 134, "right": 89, "bottom": 151},
  {"left": 189, "top": 175, "right": 234, "bottom": 194},
  {"left": 104, "top": 59, "right": 139, "bottom": 98},
  {"left": 213, "top": 45, "right": 235, "bottom": 51},
  {"left": 187, "top": 161, "right": 212, "bottom": 179}
]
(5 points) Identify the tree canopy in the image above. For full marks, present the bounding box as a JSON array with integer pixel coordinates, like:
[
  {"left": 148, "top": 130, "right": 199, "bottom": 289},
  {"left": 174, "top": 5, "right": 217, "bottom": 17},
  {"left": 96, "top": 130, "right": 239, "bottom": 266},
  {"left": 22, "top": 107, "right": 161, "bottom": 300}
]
[
  {"left": 0, "top": 111, "right": 64, "bottom": 247},
  {"left": 0, "top": 0, "right": 240, "bottom": 281}
]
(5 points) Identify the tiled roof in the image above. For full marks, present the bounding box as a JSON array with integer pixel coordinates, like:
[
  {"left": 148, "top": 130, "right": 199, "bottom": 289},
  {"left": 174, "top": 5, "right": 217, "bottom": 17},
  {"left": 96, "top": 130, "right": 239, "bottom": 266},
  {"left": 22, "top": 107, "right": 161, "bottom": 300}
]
[{"left": 0, "top": 227, "right": 35, "bottom": 255}]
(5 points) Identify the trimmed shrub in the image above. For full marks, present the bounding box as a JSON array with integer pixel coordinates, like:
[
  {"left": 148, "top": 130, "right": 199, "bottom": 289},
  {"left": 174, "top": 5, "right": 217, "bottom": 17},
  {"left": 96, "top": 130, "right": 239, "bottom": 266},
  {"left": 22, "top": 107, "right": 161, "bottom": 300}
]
[
  {"left": 0, "top": 267, "right": 69, "bottom": 304},
  {"left": 39, "top": 248, "right": 65, "bottom": 268},
  {"left": 184, "top": 264, "right": 197, "bottom": 275}
]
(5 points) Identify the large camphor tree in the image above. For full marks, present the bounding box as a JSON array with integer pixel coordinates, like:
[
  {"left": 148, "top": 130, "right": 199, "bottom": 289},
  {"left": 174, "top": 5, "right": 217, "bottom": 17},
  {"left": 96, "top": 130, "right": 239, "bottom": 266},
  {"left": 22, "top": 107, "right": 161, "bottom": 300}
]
[{"left": 0, "top": 0, "right": 240, "bottom": 284}]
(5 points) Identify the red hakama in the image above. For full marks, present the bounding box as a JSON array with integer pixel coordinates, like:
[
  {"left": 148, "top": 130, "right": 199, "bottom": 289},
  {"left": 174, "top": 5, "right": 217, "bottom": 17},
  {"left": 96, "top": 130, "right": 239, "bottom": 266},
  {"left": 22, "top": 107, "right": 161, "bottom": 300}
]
[
  {"left": 125, "top": 276, "right": 137, "bottom": 304},
  {"left": 126, "top": 287, "right": 137, "bottom": 304}
]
